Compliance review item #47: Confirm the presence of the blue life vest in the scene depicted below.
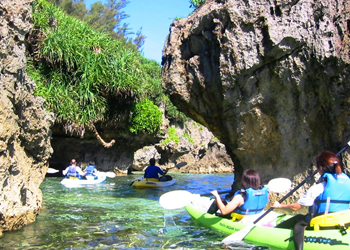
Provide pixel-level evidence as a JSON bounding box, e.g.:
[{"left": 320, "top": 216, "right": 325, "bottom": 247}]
[
  {"left": 311, "top": 173, "right": 350, "bottom": 216},
  {"left": 233, "top": 186, "right": 269, "bottom": 215},
  {"left": 67, "top": 165, "right": 80, "bottom": 177},
  {"left": 85, "top": 165, "right": 96, "bottom": 175}
]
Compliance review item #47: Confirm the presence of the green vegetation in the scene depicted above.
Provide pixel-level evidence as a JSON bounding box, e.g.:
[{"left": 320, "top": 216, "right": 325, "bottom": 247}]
[
  {"left": 183, "top": 133, "right": 194, "bottom": 144},
  {"left": 28, "top": 0, "right": 164, "bottom": 136},
  {"left": 190, "top": 0, "right": 206, "bottom": 9},
  {"left": 27, "top": 0, "right": 188, "bottom": 141},
  {"left": 46, "top": 0, "right": 144, "bottom": 50},
  {"left": 163, "top": 96, "right": 188, "bottom": 124},
  {"left": 161, "top": 127, "right": 180, "bottom": 145},
  {"left": 129, "top": 99, "right": 162, "bottom": 134}
]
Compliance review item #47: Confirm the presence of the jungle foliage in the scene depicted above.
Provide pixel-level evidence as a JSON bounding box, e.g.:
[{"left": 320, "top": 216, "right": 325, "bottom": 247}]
[
  {"left": 27, "top": 0, "right": 169, "bottom": 136},
  {"left": 46, "top": 0, "right": 145, "bottom": 51}
]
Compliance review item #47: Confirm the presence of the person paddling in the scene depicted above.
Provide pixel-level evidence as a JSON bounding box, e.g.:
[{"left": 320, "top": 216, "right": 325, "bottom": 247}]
[
  {"left": 144, "top": 158, "right": 169, "bottom": 182},
  {"left": 63, "top": 159, "right": 84, "bottom": 179},
  {"left": 207, "top": 169, "right": 269, "bottom": 221},
  {"left": 272, "top": 150, "right": 350, "bottom": 250},
  {"left": 84, "top": 161, "right": 97, "bottom": 180}
]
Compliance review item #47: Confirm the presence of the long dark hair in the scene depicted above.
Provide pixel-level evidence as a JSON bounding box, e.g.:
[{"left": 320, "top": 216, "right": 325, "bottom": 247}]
[
  {"left": 241, "top": 169, "right": 261, "bottom": 190},
  {"left": 316, "top": 150, "right": 341, "bottom": 174}
]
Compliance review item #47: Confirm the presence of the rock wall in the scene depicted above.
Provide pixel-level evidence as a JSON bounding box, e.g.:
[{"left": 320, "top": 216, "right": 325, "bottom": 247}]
[
  {"left": 162, "top": 0, "right": 350, "bottom": 192},
  {"left": 0, "top": 0, "right": 54, "bottom": 234},
  {"left": 132, "top": 120, "right": 234, "bottom": 173}
]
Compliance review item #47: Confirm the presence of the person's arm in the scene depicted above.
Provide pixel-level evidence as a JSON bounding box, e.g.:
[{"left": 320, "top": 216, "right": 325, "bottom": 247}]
[
  {"left": 272, "top": 182, "right": 324, "bottom": 211},
  {"left": 144, "top": 167, "right": 148, "bottom": 178},
  {"left": 161, "top": 168, "right": 169, "bottom": 177},
  {"left": 211, "top": 190, "right": 244, "bottom": 215},
  {"left": 63, "top": 167, "right": 68, "bottom": 176},
  {"left": 272, "top": 201, "right": 303, "bottom": 211},
  {"left": 77, "top": 167, "right": 84, "bottom": 176}
]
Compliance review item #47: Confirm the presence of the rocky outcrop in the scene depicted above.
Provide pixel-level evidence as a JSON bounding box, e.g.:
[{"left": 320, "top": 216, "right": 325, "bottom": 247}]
[
  {"left": 132, "top": 120, "right": 234, "bottom": 173},
  {"left": 0, "top": 0, "right": 54, "bottom": 234},
  {"left": 162, "top": 0, "right": 350, "bottom": 193}
]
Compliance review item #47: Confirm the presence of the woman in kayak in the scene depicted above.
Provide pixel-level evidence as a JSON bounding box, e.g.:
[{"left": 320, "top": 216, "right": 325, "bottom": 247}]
[
  {"left": 144, "top": 158, "right": 169, "bottom": 181},
  {"left": 63, "top": 159, "right": 84, "bottom": 179},
  {"left": 84, "top": 161, "right": 97, "bottom": 179},
  {"left": 207, "top": 169, "right": 269, "bottom": 220},
  {"left": 272, "top": 150, "right": 350, "bottom": 250}
]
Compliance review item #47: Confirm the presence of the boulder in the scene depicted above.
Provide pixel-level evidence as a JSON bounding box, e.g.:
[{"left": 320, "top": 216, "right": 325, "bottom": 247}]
[{"left": 162, "top": 0, "right": 350, "bottom": 193}]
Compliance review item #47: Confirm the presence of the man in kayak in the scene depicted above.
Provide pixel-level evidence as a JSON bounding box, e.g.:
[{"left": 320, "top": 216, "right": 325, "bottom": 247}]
[
  {"left": 207, "top": 169, "right": 269, "bottom": 220},
  {"left": 84, "top": 161, "right": 97, "bottom": 180},
  {"left": 63, "top": 159, "right": 84, "bottom": 179},
  {"left": 144, "top": 158, "right": 169, "bottom": 181},
  {"left": 272, "top": 150, "right": 350, "bottom": 250}
]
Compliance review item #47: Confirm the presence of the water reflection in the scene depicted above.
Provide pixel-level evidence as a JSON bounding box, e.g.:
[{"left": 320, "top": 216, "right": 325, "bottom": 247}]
[{"left": 0, "top": 173, "right": 259, "bottom": 249}]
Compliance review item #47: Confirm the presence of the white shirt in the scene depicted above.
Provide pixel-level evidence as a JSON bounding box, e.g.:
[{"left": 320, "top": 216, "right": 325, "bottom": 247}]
[{"left": 297, "top": 182, "right": 326, "bottom": 206}]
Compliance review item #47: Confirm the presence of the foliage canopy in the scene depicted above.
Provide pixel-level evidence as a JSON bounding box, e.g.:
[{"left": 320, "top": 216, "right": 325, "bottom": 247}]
[
  {"left": 46, "top": 0, "right": 145, "bottom": 50},
  {"left": 28, "top": 0, "right": 164, "bottom": 135}
]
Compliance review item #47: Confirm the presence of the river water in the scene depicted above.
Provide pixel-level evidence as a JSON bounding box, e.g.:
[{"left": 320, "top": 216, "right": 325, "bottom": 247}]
[{"left": 0, "top": 173, "right": 263, "bottom": 250}]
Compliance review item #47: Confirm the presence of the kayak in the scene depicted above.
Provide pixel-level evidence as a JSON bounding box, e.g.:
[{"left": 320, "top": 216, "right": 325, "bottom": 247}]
[
  {"left": 131, "top": 175, "right": 176, "bottom": 188},
  {"left": 184, "top": 196, "right": 350, "bottom": 250},
  {"left": 61, "top": 175, "right": 106, "bottom": 187}
]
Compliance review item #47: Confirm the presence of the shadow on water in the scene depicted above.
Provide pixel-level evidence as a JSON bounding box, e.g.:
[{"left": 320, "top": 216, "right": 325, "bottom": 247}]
[{"left": 0, "top": 173, "right": 262, "bottom": 250}]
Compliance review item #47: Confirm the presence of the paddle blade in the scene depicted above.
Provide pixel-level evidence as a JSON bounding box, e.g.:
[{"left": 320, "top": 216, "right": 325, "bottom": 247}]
[
  {"left": 105, "top": 172, "right": 116, "bottom": 178},
  {"left": 175, "top": 161, "right": 187, "bottom": 169},
  {"left": 266, "top": 178, "right": 291, "bottom": 193},
  {"left": 159, "top": 190, "right": 193, "bottom": 209},
  {"left": 222, "top": 224, "right": 255, "bottom": 244},
  {"left": 47, "top": 168, "right": 59, "bottom": 174},
  {"left": 96, "top": 171, "right": 116, "bottom": 178}
]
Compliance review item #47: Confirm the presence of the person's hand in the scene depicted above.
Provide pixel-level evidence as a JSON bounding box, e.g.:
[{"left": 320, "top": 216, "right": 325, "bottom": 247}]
[
  {"left": 272, "top": 201, "right": 281, "bottom": 208},
  {"left": 211, "top": 190, "right": 219, "bottom": 197}
]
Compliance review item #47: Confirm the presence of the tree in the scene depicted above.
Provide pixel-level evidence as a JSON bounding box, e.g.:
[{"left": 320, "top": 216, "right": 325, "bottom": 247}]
[
  {"left": 46, "top": 0, "right": 142, "bottom": 51},
  {"left": 133, "top": 28, "right": 146, "bottom": 51},
  {"left": 189, "top": 0, "right": 205, "bottom": 9}
]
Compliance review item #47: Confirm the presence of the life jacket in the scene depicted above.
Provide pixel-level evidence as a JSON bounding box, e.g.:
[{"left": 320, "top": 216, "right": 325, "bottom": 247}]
[
  {"left": 67, "top": 165, "right": 79, "bottom": 177},
  {"left": 232, "top": 186, "right": 269, "bottom": 216},
  {"left": 85, "top": 165, "right": 96, "bottom": 175},
  {"left": 310, "top": 173, "right": 350, "bottom": 216}
]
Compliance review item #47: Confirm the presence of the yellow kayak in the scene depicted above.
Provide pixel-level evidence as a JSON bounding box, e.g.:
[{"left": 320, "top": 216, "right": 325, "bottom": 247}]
[{"left": 131, "top": 176, "right": 176, "bottom": 188}]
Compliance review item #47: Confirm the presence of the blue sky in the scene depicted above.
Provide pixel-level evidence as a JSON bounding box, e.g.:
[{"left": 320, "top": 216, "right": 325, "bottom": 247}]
[{"left": 84, "top": 0, "right": 193, "bottom": 63}]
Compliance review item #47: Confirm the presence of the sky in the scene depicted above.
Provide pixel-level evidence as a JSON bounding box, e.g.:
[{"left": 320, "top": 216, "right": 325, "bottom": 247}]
[{"left": 84, "top": 0, "right": 193, "bottom": 63}]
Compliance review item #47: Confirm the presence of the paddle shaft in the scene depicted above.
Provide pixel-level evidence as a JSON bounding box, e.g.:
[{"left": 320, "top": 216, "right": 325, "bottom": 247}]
[
  {"left": 253, "top": 141, "right": 350, "bottom": 225},
  {"left": 200, "top": 190, "right": 233, "bottom": 197}
]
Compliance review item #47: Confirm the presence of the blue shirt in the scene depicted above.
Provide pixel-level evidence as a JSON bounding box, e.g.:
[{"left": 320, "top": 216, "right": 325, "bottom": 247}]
[{"left": 144, "top": 165, "right": 164, "bottom": 179}]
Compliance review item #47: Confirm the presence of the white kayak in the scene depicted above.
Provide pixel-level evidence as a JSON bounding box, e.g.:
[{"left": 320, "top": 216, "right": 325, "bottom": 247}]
[{"left": 61, "top": 175, "right": 107, "bottom": 187}]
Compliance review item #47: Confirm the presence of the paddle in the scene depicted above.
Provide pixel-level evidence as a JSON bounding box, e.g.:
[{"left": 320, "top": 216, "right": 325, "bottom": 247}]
[
  {"left": 222, "top": 141, "right": 350, "bottom": 244},
  {"left": 95, "top": 171, "right": 116, "bottom": 178},
  {"left": 159, "top": 177, "right": 292, "bottom": 210},
  {"left": 47, "top": 168, "right": 59, "bottom": 174},
  {"left": 129, "top": 161, "right": 187, "bottom": 186}
]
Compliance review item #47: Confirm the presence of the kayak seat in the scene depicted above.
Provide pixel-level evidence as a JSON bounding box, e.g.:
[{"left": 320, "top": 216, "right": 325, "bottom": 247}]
[{"left": 309, "top": 209, "right": 350, "bottom": 231}]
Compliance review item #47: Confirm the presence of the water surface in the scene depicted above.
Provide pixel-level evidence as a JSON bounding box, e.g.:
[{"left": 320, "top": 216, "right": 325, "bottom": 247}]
[{"left": 1, "top": 173, "right": 262, "bottom": 249}]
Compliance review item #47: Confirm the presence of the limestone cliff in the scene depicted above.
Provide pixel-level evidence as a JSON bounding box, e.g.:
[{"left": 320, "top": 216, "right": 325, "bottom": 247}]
[
  {"left": 0, "top": 0, "right": 54, "bottom": 234},
  {"left": 162, "top": 0, "right": 350, "bottom": 189}
]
